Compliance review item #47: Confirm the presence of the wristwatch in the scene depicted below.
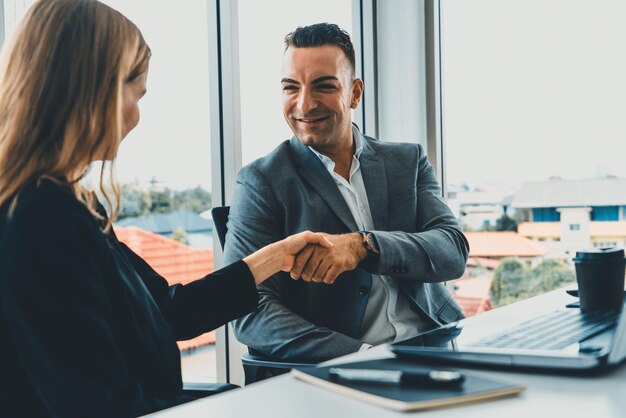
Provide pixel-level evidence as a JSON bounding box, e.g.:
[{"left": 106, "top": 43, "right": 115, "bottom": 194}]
[{"left": 359, "top": 231, "right": 380, "bottom": 255}]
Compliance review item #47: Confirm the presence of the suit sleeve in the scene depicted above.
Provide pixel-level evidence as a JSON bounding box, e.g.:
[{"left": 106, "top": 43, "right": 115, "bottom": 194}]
[
  {"left": 368, "top": 144, "right": 469, "bottom": 282},
  {"left": 225, "top": 165, "right": 363, "bottom": 362},
  {"left": 1, "top": 201, "right": 159, "bottom": 417}
]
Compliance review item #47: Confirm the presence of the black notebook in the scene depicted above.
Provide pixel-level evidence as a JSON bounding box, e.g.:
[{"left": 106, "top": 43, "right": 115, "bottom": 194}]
[{"left": 291, "top": 358, "right": 525, "bottom": 412}]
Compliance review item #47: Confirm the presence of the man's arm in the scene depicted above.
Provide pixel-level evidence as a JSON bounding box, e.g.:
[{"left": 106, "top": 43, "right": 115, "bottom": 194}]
[
  {"left": 369, "top": 144, "right": 469, "bottom": 281},
  {"left": 288, "top": 144, "right": 468, "bottom": 285},
  {"left": 224, "top": 166, "right": 363, "bottom": 362}
]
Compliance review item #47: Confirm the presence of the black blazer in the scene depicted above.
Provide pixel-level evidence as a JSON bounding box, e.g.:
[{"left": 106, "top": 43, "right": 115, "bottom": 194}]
[{"left": 0, "top": 179, "right": 258, "bottom": 417}]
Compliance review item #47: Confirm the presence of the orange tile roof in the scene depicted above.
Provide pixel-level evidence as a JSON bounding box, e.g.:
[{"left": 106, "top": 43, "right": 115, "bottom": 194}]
[
  {"left": 466, "top": 256, "right": 500, "bottom": 269},
  {"left": 452, "top": 273, "right": 493, "bottom": 317},
  {"left": 114, "top": 226, "right": 215, "bottom": 350},
  {"left": 114, "top": 226, "right": 214, "bottom": 285},
  {"left": 465, "top": 231, "right": 548, "bottom": 257}
]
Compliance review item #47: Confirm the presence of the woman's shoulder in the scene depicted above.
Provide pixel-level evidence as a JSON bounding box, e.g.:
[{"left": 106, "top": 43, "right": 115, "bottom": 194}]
[{"left": 3, "top": 178, "right": 101, "bottom": 236}]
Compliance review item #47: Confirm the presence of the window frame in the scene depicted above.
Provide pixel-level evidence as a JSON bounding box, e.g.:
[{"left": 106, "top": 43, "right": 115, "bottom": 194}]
[
  {"left": 209, "top": 0, "right": 366, "bottom": 385},
  {"left": 1, "top": 0, "right": 436, "bottom": 386}
]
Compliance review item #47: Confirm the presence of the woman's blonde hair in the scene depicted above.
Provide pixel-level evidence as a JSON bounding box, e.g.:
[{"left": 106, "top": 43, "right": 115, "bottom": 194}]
[{"left": 0, "top": 0, "right": 150, "bottom": 229}]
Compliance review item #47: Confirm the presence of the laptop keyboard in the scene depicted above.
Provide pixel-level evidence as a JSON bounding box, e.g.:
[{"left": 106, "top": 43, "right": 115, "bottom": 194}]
[{"left": 469, "top": 309, "right": 620, "bottom": 350}]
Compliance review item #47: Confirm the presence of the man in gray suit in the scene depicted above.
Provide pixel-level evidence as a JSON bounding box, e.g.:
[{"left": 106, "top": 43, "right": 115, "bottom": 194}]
[{"left": 224, "top": 23, "right": 468, "bottom": 362}]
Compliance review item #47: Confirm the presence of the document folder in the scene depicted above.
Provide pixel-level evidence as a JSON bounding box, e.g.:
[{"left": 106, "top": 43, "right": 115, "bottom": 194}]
[{"left": 291, "top": 358, "right": 525, "bottom": 412}]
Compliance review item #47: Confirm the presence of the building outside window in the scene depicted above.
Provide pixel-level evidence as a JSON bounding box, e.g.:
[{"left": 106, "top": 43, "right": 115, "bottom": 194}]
[{"left": 441, "top": 0, "right": 626, "bottom": 311}]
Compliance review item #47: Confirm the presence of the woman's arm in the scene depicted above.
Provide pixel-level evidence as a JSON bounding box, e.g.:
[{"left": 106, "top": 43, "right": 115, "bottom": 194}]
[
  {"left": 1, "top": 192, "right": 156, "bottom": 417},
  {"left": 120, "top": 230, "right": 331, "bottom": 340}
]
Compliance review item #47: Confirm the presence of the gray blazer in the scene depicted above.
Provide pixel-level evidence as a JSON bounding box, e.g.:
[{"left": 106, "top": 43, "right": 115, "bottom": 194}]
[{"left": 224, "top": 133, "right": 469, "bottom": 362}]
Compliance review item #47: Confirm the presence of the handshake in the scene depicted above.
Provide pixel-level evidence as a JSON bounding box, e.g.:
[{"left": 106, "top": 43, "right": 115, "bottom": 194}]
[{"left": 278, "top": 231, "right": 369, "bottom": 285}]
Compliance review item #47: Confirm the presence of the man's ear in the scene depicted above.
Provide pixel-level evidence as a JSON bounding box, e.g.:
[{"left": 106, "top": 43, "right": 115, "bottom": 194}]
[{"left": 350, "top": 78, "right": 364, "bottom": 109}]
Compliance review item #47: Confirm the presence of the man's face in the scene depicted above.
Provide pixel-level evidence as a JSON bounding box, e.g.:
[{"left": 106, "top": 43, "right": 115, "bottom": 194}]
[{"left": 281, "top": 45, "right": 363, "bottom": 153}]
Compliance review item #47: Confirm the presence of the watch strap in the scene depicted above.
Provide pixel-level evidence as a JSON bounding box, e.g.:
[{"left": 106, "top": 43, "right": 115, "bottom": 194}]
[{"left": 359, "top": 231, "right": 380, "bottom": 255}]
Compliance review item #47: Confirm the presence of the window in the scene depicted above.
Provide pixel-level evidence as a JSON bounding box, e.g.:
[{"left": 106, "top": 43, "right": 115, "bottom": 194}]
[
  {"left": 2, "top": 0, "right": 34, "bottom": 40},
  {"left": 4, "top": 0, "right": 218, "bottom": 384},
  {"left": 97, "top": 0, "right": 216, "bottom": 384},
  {"left": 238, "top": 0, "right": 353, "bottom": 165},
  {"left": 441, "top": 0, "right": 626, "bottom": 310},
  {"left": 591, "top": 206, "right": 619, "bottom": 221},
  {"left": 532, "top": 208, "right": 560, "bottom": 223}
]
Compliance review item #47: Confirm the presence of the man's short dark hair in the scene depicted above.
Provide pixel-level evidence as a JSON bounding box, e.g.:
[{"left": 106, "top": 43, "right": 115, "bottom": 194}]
[{"left": 284, "top": 23, "right": 356, "bottom": 78}]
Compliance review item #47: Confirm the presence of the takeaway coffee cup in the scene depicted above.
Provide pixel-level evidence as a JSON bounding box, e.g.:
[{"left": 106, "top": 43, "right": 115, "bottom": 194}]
[{"left": 573, "top": 248, "right": 625, "bottom": 312}]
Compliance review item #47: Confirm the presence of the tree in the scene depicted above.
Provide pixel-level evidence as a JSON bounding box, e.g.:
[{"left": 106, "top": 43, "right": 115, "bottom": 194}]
[
  {"left": 117, "top": 183, "right": 212, "bottom": 220},
  {"left": 172, "top": 186, "right": 212, "bottom": 213},
  {"left": 514, "top": 209, "right": 531, "bottom": 224},
  {"left": 149, "top": 189, "right": 174, "bottom": 214},
  {"left": 118, "top": 184, "right": 150, "bottom": 219},
  {"left": 495, "top": 214, "right": 517, "bottom": 231},
  {"left": 479, "top": 220, "right": 496, "bottom": 232},
  {"left": 170, "top": 228, "right": 189, "bottom": 245},
  {"left": 490, "top": 257, "right": 576, "bottom": 307},
  {"left": 532, "top": 259, "right": 576, "bottom": 293},
  {"left": 490, "top": 257, "right": 528, "bottom": 307}
]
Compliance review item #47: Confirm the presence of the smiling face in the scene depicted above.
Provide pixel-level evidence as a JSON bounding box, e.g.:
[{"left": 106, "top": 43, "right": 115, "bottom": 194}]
[{"left": 281, "top": 45, "right": 363, "bottom": 155}]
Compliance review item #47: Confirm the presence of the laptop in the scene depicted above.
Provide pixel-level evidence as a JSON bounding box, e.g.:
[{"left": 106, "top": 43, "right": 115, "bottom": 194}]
[{"left": 390, "top": 297, "right": 626, "bottom": 373}]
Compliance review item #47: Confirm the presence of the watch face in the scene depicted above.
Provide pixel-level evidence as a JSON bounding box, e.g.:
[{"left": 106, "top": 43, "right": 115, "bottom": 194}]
[{"left": 363, "top": 232, "right": 379, "bottom": 254}]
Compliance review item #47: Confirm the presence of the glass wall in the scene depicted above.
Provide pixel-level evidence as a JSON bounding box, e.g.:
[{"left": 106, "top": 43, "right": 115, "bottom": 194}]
[
  {"left": 238, "top": 0, "right": 353, "bottom": 165},
  {"left": 441, "top": 0, "right": 626, "bottom": 312},
  {"left": 100, "top": 0, "right": 216, "bottom": 383},
  {"left": 2, "top": 0, "right": 218, "bottom": 383}
]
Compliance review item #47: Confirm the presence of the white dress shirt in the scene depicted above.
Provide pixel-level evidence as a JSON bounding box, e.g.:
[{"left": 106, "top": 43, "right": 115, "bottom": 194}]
[{"left": 307, "top": 127, "right": 427, "bottom": 347}]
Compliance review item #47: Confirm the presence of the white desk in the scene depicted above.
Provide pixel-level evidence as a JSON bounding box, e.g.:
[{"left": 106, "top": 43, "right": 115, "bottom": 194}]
[{"left": 149, "top": 291, "right": 626, "bottom": 417}]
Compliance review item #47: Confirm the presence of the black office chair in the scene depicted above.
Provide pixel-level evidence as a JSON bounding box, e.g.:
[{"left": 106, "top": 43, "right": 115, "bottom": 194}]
[
  {"left": 181, "top": 381, "right": 239, "bottom": 397},
  {"left": 211, "top": 206, "right": 316, "bottom": 385}
]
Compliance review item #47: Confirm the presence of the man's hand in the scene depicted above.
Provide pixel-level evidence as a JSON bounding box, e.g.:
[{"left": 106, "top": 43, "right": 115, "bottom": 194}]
[
  {"left": 289, "top": 233, "right": 368, "bottom": 284},
  {"left": 243, "top": 231, "right": 333, "bottom": 285},
  {"left": 278, "top": 231, "right": 334, "bottom": 272}
]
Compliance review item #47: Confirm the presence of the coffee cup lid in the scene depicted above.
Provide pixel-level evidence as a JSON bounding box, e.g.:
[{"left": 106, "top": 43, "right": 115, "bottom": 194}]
[{"left": 573, "top": 247, "right": 625, "bottom": 262}]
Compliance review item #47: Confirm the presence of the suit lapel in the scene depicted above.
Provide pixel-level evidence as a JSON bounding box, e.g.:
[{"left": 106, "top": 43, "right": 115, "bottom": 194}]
[
  {"left": 289, "top": 137, "right": 358, "bottom": 231},
  {"left": 359, "top": 135, "right": 389, "bottom": 230}
]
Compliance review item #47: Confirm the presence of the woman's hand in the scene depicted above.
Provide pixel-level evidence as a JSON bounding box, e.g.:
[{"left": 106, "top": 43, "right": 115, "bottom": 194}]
[
  {"left": 277, "top": 231, "right": 333, "bottom": 272},
  {"left": 243, "top": 231, "right": 333, "bottom": 285}
]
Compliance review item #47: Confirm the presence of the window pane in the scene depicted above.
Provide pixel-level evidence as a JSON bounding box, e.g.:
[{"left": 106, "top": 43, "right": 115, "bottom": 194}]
[
  {"left": 238, "top": 0, "right": 352, "bottom": 165},
  {"left": 2, "top": 0, "right": 36, "bottom": 40},
  {"left": 98, "top": 0, "right": 216, "bottom": 383},
  {"left": 4, "top": 0, "right": 217, "bottom": 385},
  {"left": 442, "top": 0, "right": 626, "bottom": 312}
]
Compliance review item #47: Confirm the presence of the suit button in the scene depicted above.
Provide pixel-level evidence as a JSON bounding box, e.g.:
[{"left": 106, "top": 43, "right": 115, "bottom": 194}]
[{"left": 358, "top": 286, "right": 369, "bottom": 296}]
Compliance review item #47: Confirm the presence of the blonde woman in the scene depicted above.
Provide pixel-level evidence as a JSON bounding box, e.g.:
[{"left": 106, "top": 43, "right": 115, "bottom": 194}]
[{"left": 0, "top": 1, "right": 331, "bottom": 416}]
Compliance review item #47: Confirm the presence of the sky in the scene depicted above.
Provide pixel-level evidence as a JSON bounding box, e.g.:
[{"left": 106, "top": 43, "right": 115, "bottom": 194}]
[
  {"left": 100, "top": 0, "right": 213, "bottom": 190},
  {"left": 102, "top": 0, "right": 352, "bottom": 190},
  {"left": 3, "top": 0, "right": 626, "bottom": 192},
  {"left": 442, "top": 0, "right": 626, "bottom": 189}
]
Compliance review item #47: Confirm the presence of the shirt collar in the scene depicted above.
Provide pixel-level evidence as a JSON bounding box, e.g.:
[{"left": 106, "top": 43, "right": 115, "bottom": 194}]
[{"left": 307, "top": 125, "right": 363, "bottom": 169}]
